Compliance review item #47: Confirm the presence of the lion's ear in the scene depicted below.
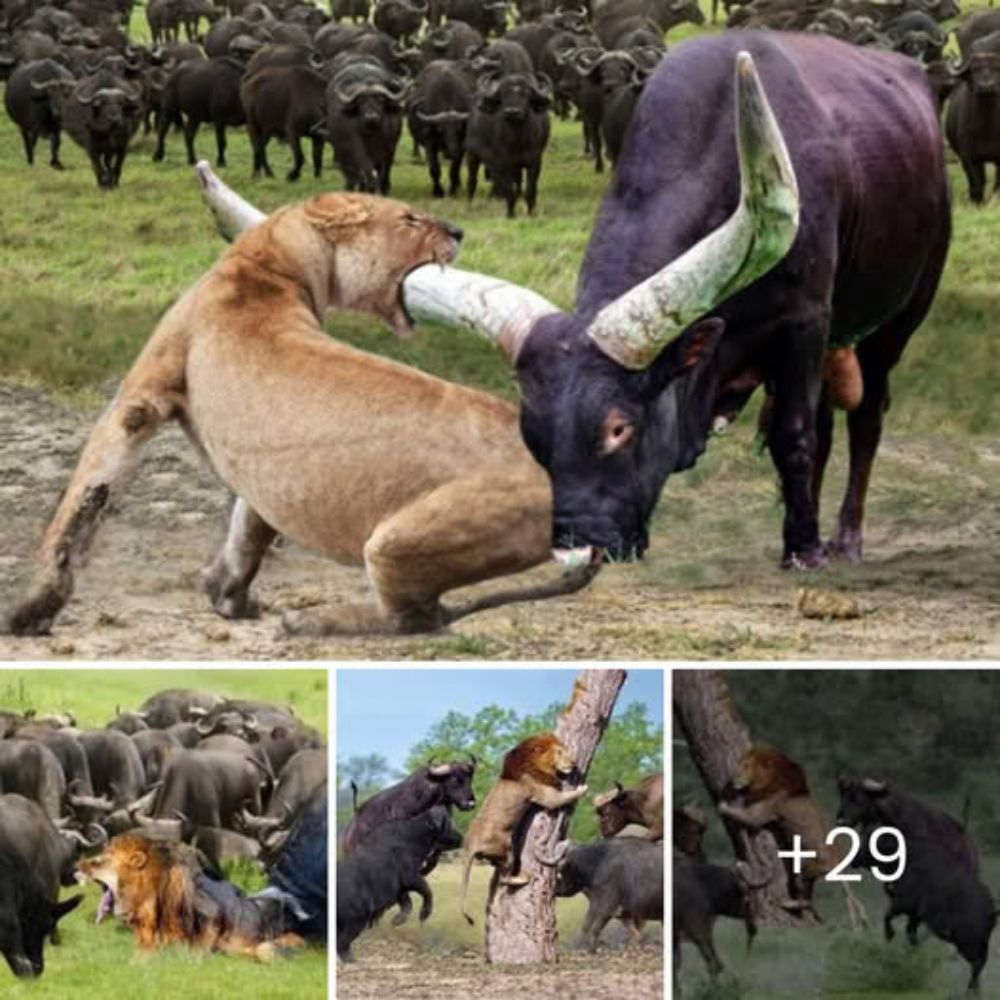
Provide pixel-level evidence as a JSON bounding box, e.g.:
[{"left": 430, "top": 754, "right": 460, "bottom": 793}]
[
  {"left": 128, "top": 850, "right": 148, "bottom": 870},
  {"left": 303, "top": 195, "right": 371, "bottom": 235}
]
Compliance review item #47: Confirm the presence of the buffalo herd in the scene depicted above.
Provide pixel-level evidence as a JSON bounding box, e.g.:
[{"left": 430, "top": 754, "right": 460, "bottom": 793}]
[
  {"left": 337, "top": 754, "right": 664, "bottom": 962},
  {"left": 676, "top": 753, "right": 998, "bottom": 994},
  {"left": 0, "top": 687, "right": 327, "bottom": 978}
]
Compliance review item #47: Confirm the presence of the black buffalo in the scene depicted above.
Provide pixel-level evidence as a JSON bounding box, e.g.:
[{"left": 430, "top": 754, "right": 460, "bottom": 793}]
[
  {"left": 241, "top": 64, "right": 326, "bottom": 180},
  {"left": 465, "top": 71, "right": 552, "bottom": 217},
  {"left": 59, "top": 70, "right": 144, "bottom": 188},
  {"left": 540, "top": 837, "right": 663, "bottom": 951},
  {"left": 836, "top": 775, "right": 977, "bottom": 871},
  {"left": 325, "top": 58, "right": 407, "bottom": 193},
  {"left": 154, "top": 55, "right": 246, "bottom": 166},
  {"left": 945, "top": 44, "right": 1000, "bottom": 205},
  {"left": 78, "top": 730, "right": 147, "bottom": 816},
  {"left": 337, "top": 806, "right": 462, "bottom": 960},
  {"left": 0, "top": 849, "right": 81, "bottom": 978},
  {"left": 403, "top": 33, "right": 950, "bottom": 571},
  {"left": 4, "top": 59, "right": 74, "bottom": 169},
  {"left": 407, "top": 60, "right": 476, "bottom": 197},
  {"left": 0, "top": 740, "right": 66, "bottom": 822},
  {"left": 341, "top": 758, "right": 475, "bottom": 853},
  {"left": 135, "top": 689, "right": 225, "bottom": 729},
  {"left": 673, "top": 853, "right": 758, "bottom": 980}
]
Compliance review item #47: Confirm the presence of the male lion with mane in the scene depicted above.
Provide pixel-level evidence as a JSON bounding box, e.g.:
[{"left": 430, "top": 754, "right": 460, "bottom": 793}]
[
  {"left": 77, "top": 832, "right": 304, "bottom": 959},
  {"left": 718, "top": 745, "right": 867, "bottom": 927},
  {"left": 460, "top": 733, "right": 587, "bottom": 925}
]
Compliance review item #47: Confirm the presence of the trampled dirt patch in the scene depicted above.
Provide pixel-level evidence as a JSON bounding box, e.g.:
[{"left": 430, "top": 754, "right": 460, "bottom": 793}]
[
  {"left": 337, "top": 937, "right": 663, "bottom": 1000},
  {"left": 1, "top": 382, "right": 997, "bottom": 660}
]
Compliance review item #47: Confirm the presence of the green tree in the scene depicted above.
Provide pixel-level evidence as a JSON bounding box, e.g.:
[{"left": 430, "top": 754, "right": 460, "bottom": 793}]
[{"left": 405, "top": 701, "right": 662, "bottom": 840}]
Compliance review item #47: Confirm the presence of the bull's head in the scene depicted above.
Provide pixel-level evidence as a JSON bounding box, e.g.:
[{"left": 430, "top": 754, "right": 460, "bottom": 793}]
[
  {"left": 835, "top": 774, "right": 889, "bottom": 827},
  {"left": 194, "top": 52, "right": 799, "bottom": 565}
]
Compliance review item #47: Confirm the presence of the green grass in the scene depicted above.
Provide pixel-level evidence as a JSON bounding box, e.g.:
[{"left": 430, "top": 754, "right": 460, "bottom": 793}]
[
  {"left": 1, "top": 34, "right": 997, "bottom": 437},
  {"left": 0, "top": 668, "right": 327, "bottom": 996},
  {"left": 0, "top": 668, "right": 328, "bottom": 735}
]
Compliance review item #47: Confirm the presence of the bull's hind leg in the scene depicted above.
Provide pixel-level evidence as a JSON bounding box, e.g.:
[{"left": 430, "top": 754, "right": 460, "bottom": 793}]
[
  {"left": 281, "top": 469, "right": 598, "bottom": 637},
  {"left": 8, "top": 347, "right": 185, "bottom": 635},
  {"left": 200, "top": 498, "right": 277, "bottom": 619},
  {"left": 829, "top": 241, "right": 947, "bottom": 562}
]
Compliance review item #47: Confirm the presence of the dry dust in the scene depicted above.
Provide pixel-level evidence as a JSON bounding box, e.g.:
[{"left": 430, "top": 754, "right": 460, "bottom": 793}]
[
  {"left": 336, "top": 937, "right": 663, "bottom": 1000},
  {"left": 1, "top": 382, "right": 997, "bottom": 660}
]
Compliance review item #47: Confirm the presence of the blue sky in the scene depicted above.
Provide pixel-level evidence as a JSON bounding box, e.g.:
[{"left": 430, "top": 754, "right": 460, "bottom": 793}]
[{"left": 336, "top": 668, "right": 664, "bottom": 775}]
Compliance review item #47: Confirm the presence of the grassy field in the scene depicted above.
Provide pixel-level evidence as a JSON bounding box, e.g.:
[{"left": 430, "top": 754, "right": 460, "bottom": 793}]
[
  {"left": 0, "top": 668, "right": 328, "bottom": 997},
  {"left": 0, "top": 14, "right": 997, "bottom": 661},
  {"left": 677, "top": 851, "right": 1000, "bottom": 999}
]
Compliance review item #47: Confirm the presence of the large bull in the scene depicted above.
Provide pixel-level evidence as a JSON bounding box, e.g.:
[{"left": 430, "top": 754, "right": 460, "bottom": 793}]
[
  {"left": 0, "top": 740, "right": 66, "bottom": 822},
  {"left": 537, "top": 837, "right": 663, "bottom": 951},
  {"left": 340, "top": 758, "right": 476, "bottom": 853},
  {"left": 390, "top": 32, "right": 951, "bottom": 571},
  {"left": 593, "top": 772, "right": 663, "bottom": 840}
]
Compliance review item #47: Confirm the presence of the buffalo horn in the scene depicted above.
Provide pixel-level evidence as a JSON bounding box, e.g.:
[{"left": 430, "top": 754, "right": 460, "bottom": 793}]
[
  {"left": 428, "top": 761, "right": 453, "bottom": 776},
  {"left": 585, "top": 51, "right": 800, "bottom": 369},
  {"left": 194, "top": 162, "right": 560, "bottom": 359},
  {"left": 534, "top": 840, "right": 571, "bottom": 867},
  {"left": 240, "top": 807, "right": 282, "bottom": 831},
  {"left": 415, "top": 108, "right": 470, "bottom": 123},
  {"left": 861, "top": 777, "right": 887, "bottom": 794}
]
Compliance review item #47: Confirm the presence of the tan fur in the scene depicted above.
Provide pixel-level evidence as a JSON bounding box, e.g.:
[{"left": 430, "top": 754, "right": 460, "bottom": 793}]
[
  {"left": 460, "top": 733, "right": 588, "bottom": 925},
  {"left": 718, "top": 745, "right": 868, "bottom": 928},
  {"left": 77, "top": 833, "right": 305, "bottom": 957},
  {"left": 9, "top": 194, "right": 597, "bottom": 638}
]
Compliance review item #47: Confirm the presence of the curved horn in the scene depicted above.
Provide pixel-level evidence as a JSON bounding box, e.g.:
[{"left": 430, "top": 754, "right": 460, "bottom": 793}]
[
  {"left": 428, "top": 761, "right": 453, "bottom": 776},
  {"left": 68, "top": 791, "right": 114, "bottom": 812},
  {"left": 193, "top": 163, "right": 558, "bottom": 359},
  {"left": 586, "top": 51, "right": 800, "bottom": 369},
  {"left": 243, "top": 714, "right": 259, "bottom": 732},
  {"left": 186, "top": 706, "right": 209, "bottom": 718},
  {"left": 239, "top": 807, "right": 283, "bottom": 831},
  {"left": 83, "top": 822, "right": 109, "bottom": 848},
  {"left": 534, "top": 840, "right": 571, "bottom": 867},
  {"left": 415, "top": 108, "right": 471, "bottom": 122},
  {"left": 196, "top": 717, "right": 216, "bottom": 735},
  {"left": 861, "top": 777, "right": 887, "bottom": 794}
]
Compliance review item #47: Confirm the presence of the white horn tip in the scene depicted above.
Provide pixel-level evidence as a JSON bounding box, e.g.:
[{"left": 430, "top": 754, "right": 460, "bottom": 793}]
[
  {"left": 194, "top": 160, "right": 215, "bottom": 192},
  {"left": 552, "top": 546, "right": 600, "bottom": 568}
]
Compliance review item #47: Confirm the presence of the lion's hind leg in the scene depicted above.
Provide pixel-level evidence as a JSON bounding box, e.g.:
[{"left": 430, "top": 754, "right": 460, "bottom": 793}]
[
  {"left": 200, "top": 498, "right": 277, "bottom": 619},
  {"left": 282, "top": 470, "right": 595, "bottom": 637}
]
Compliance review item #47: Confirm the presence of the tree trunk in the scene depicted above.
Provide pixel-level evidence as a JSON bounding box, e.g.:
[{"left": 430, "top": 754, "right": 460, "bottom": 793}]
[
  {"left": 673, "top": 668, "right": 814, "bottom": 927},
  {"left": 484, "top": 669, "right": 627, "bottom": 964}
]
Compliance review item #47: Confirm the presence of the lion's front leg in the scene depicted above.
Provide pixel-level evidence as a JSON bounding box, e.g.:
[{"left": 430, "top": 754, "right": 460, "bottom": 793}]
[
  {"left": 200, "top": 498, "right": 277, "bottom": 619},
  {"left": 9, "top": 378, "right": 181, "bottom": 636}
]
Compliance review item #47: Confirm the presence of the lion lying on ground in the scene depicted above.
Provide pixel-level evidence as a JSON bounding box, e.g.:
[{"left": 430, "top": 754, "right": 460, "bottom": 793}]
[
  {"left": 76, "top": 833, "right": 304, "bottom": 960},
  {"left": 460, "top": 733, "right": 587, "bottom": 925},
  {"left": 9, "top": 167, "right": 597, "bottom": 638}
]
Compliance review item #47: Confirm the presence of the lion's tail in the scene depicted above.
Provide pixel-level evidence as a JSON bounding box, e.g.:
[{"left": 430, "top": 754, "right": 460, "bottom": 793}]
[{"left": 460, "top": 852, "right": 476, "bottom": 926}]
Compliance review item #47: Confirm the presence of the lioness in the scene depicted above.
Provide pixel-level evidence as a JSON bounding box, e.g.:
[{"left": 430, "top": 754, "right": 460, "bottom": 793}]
[{"left": 9, "top": 171, "right": 597, "bottom": 637}]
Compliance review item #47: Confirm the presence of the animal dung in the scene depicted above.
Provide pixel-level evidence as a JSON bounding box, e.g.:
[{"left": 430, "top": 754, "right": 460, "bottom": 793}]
[{"left": 794, "top": 587, "right": 862, "bottom": 621}]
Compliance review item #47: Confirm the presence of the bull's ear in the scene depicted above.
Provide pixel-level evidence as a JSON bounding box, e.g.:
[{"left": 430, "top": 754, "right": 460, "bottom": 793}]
[
  {"left": 659, "top": 318, "right": 726, "bottom": 380},
  {"left": 53, "top": 895, "right": 84, "bottom": 922}
]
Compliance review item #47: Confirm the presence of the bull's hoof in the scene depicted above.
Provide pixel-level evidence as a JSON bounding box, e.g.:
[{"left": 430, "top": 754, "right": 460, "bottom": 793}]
[
  {"left": 8, "top": 591, "right": 64, "bottom": 636},
  {"left": 828, "top": 528, "right": 863, "bottom": 563},
  {"left": 199, "top": 570, "right": 260, "bottom": 621},
  {"left": 51, "top": 161, "right": 65, "bottom": 171},
  {"left": 781, "top": 546, "right": 828, "bottom": 571}
]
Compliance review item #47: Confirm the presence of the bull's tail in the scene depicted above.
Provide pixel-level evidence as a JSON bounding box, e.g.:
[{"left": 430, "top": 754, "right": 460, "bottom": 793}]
[
  {"left": 962, "top": 794, "right": 972, "bottom": 830},
  {"left": 350, "top": 781, "right": 359, "bottom": 814},
  {"left": 460, "top": 852, "right": 476, "bottom": 926}
]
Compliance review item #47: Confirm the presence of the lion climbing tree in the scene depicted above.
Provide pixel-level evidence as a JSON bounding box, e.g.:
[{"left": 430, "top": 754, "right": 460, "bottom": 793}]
[
  {"left": 673, "top": 669, "right": 815, "bottom": 927},
  {"left": 484, "top": 668, "right": 627, "bottom": 964}
]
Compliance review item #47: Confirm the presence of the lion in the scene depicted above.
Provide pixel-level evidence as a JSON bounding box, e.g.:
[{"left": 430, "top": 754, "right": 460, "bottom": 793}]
[
  {"left": 459, "top": 733, "right": 588, "bottom": 925},
  {"left": 718, "top": 745, "right": 867, "bottom": 928},
  {"left": 76, "top": 833, "right": 304, "bottom": 959},
  {"left": 8, "top": 166, "right": 598, "bottom": 639}
]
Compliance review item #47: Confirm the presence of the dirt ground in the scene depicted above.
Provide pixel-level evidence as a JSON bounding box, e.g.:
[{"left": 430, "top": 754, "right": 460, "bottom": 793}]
[
  {"left": 336, "top": 938, "right": 663, "bottom": 1000},
  {"left": 1, "top": 381, "right": 998, "bottom": 660}
]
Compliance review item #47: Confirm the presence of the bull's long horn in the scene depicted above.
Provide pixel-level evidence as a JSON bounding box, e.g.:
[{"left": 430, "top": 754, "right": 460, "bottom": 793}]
[
  {"left": 194, "top": 163, "right": 560, "bottom": 358},
  {"left": 240, "top": 807, "right": 282, "bottom": 831},
  {"left": 592, "top": 786, "right": 620, "bottom": 808},
  {"left": 585, "top": 51, "right": 800, "bottom": 370},
  {"left": 534, "top": 840, "right": 571, "bottom": 867}
]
